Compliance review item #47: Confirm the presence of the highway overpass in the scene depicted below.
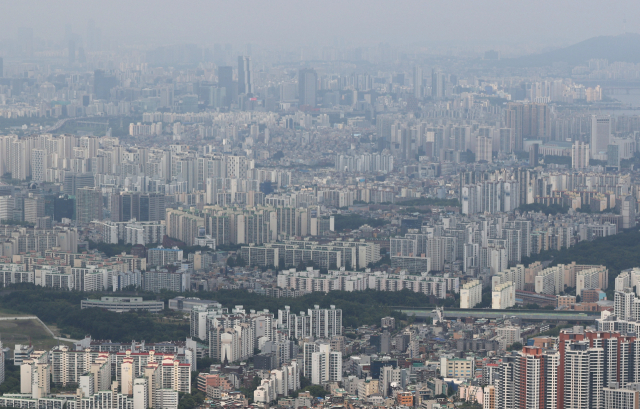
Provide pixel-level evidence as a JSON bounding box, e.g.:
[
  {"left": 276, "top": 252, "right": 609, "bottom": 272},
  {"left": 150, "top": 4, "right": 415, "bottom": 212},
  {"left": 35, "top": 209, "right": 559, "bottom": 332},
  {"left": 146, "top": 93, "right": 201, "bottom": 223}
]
[{"left": 397, "top": 308, "right": 600, "bottom": 322}]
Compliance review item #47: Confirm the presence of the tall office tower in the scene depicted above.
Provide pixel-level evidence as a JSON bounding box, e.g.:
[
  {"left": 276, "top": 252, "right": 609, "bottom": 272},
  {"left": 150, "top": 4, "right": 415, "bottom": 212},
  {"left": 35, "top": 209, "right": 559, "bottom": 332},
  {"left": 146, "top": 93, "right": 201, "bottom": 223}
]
[
  {"left": 608, "top": 144, "right": 620, "bottom": 169},
  {"left": 24, "top": 196, "right": 44, "bottom": 224},
  {"left": 591, "top": 115, "right": 611, "bottom": 157},
  {"left": 529, "top": 143, "right": 539, "bottom": 167},
  {"left": 0, "top": 57, "right": 3, "bottom": 77},
  {"left": 218, "top": 66, "right": 235, "bottom": 106},
  {"left": 571, "top": 141, "right": 590, "bottom": 169},
  {"left": 400, "top": 128, "right": 411, "bottom": 159},
  {"left": 237, "top": 56, "right": 253, "bottom": 95},
  {"left": 476, "top": 136, "right": 492, "bottom": 163},
  {"left": 431, "top": 69, "right": 445, "bottom": 99},
  {"left": 298, "top": 68, "right": 318, "bottom": 107},
  {"left": 505, "top": 103, "right": 524, "bottom": 151},
  {"left": 63, "top": 172, "right": 95, "bottom": 196},
  {"left": 68, "top": 40, "right": 75, "bottom": 65},
  {"left": 413, "top": 66, "right": 423, "bottom": 98},
  {"left": 112, "top": 192, "right": 166, "bottom": 222},
  {"left": 76, "top": 187, "right": 103, "bottom": 225}
]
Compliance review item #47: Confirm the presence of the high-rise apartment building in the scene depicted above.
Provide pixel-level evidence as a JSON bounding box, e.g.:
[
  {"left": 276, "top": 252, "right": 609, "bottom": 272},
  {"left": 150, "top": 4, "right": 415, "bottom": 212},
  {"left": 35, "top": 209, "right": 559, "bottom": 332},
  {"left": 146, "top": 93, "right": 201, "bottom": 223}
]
[
  {"left": 476, "top": 135, "right": 492, "bottom": 163},
  {"left": 305, "top": 342, "right": 342, "bottom": 385},
  {"left": 31, "top": 149, "right": 45, "bottom": 183},
  {"left": 143, "top": 270, "right": 190, "bottom": 293},
  {"left": 572, "top": 141, "right": 590, "bottom": 169},
  {"left": 460, "top": 280, "right": 482, "bottom": 308},
  {"left": 529, "top": 143, "right": 539, "bottom": 167}
]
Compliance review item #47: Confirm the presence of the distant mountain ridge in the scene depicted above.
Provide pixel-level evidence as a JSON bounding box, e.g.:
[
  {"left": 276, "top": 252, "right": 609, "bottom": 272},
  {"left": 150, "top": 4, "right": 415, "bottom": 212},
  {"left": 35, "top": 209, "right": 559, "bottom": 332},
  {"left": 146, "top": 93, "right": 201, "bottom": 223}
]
[{"left": 501, "top": 33, "right": 640, "bottom": 67}]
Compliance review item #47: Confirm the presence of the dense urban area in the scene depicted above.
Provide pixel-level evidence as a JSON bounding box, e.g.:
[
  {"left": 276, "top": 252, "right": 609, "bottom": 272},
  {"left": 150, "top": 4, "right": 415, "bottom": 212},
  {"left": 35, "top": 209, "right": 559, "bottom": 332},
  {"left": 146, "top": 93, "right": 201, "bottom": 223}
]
[{"left": 3, "top": 8, "right": 640, "bottom": 409}]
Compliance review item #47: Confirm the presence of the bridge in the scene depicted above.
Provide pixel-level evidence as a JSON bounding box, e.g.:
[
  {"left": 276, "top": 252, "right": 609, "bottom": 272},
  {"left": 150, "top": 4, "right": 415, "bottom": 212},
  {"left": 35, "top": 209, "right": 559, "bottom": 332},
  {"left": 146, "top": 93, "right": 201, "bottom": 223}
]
[{"left": 396, "top": 307, "right": 600, "bottom": 322}]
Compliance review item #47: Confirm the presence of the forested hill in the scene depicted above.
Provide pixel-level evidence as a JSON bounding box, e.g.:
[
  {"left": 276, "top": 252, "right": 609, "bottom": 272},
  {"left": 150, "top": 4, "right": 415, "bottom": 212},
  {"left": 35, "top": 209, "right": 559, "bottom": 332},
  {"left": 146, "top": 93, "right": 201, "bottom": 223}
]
[
  {"left": 521, "top": 228, "right": 640, "bottom": 295},
  {"left": 0, "top": 286, "right": 446, "bottom": 342},
  {"left": 498, "top": 33, "right": 640, "bottom": 67}
]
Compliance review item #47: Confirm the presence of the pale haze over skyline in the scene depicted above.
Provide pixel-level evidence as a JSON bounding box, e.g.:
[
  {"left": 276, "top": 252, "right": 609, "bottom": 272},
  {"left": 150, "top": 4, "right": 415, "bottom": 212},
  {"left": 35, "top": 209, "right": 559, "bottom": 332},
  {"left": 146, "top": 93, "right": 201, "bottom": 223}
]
[{"left": 1, "top": 0, "right": 640, "bottom": 51}]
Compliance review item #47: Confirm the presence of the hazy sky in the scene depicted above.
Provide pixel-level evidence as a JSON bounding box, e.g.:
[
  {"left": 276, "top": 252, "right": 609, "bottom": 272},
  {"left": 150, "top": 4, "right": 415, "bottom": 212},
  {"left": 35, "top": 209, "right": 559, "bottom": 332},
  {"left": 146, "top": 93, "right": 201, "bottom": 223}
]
[{"left": 1, "top": 0, "right": 639, "bottom": 49}]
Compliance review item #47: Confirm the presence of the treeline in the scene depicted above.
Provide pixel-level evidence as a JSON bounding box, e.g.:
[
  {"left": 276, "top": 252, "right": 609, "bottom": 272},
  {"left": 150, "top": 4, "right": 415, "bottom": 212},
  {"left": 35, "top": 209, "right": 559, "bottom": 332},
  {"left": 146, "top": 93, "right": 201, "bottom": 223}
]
[
  {"left": 517, "top": 203, "right": 569, "bottom": 215},
  {"left": 0, "top": 285, "right": 447, "bottom": 337},
  {"left": 88, "top": 241, "right": 133, "bottom": 257},
  {"left": 521, "top": 229, "right": 640, "bottom": 274},
  {"left": 156, "top": 288, "right": 448, "bottom": 328},
  {"left": 0, "top": 286, "right": 189, "bottom": 342},
  {"left": 520, "top": 228, "right": 640, "bottom": 296},
  {"left": 398, "top": 198, "right": 461, "bottom": 207},
  {"left": 332, "top": 214, "right": 387, "bottom": 231}
]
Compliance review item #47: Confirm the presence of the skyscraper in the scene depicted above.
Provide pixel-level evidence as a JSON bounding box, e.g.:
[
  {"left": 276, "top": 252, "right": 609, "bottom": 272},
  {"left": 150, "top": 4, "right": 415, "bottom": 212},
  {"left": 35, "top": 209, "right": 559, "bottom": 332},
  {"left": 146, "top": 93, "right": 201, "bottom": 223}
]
[
  {"left": 218, "top": 66, "right": 235, "bottom": 106},
  {"left": 63, "top": 173, "right": 95, "bottom": 196},
  {"left": 298, "top": 68, "right": 318, "bottom": 107},
  {"left": 112, "top": 192, "right": 165, "bottom": 222},
  {"left": 608, "top": 144, "right": 620, "bottom": 169},
  {"left": 591, "top": 115, "right": 611, "bottom": 158},
  {"left": 431, "top": 69, "right": 445, "bottom": 99},
  {"left": 237, "top": 56, "right": 253, "bottom": 95},
  {"left": 506, "top": 103, "right": 524, "bottom": 151},
  {"left": 0, "top": 57, "right": 3, "bottom": 78},
  {"left": 76, "top": 187, "right": 103, "bottom": 225},
  {"left": 413, "top": 66, "right": 423, "bottom": 99}
]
